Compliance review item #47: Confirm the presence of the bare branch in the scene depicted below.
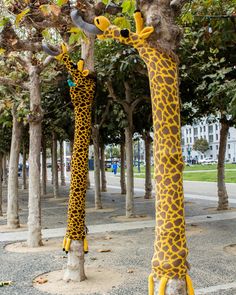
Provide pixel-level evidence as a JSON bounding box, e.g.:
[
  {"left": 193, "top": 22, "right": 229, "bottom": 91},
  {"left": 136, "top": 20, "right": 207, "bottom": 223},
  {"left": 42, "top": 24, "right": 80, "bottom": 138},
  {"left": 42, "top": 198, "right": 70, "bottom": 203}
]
[
  {"left": 98, "top": 100, "right": 112, "bottom": 129},
  {"left": 0, "top": 77, "right": 28, "bottom": 89}
]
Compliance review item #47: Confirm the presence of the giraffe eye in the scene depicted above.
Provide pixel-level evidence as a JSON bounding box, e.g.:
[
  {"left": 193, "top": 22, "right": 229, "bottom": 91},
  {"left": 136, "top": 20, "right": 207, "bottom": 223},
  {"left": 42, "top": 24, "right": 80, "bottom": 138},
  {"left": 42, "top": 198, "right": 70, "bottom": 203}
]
[
  {"left": 96, "top": 19, "right": 100, "bottom": 25},
  {"left": 120, "top": 29, "right": 130, "bottom": 38}
]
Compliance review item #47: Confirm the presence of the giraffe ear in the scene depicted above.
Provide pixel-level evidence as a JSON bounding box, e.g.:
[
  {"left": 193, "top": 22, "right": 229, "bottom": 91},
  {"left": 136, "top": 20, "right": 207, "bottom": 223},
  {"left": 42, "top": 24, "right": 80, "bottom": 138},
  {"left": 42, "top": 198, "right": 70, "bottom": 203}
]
[
  {"left": 82, "top": 69, "right": 89, "bottom": 76},
  {"left": 139, "top": 27, "right": 154, "bottom": 39},
  {"left": 77, "top": 60, "right": 84, "bottom": 72}
]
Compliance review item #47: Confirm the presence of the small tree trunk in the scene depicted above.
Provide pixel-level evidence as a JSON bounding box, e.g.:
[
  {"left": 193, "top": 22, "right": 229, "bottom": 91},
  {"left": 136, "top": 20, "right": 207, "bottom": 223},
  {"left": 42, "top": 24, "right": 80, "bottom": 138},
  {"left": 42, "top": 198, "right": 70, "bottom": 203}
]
[
  {"left": 22, "top": 142, "right": 27, "bottom": 190},
  {"left": 41, "top": 134, "right": 47, "bottom": 195},
  {"left": 217, "top": 119, "right": 229, "bottom": 210},
  {"left": 125, "top": 123, "right": 134, "bottom": 217},
  {"left": 52, "top": 131, "right": 59, "bottom": 198},
  {"left": 7, "top": 109, "right": 22, "bottom": 229},
  {"left": 92, "top": 126, "right": 102, "bottom": 209},
  {"left": 100, "top": 144, "right": 107, "bottom": 192},
  {"left": 144, "top": 132, "right": 152, "bottom": 199},
  {"left": 60, "top": 141, "right": 66, "bottom": 186},
  {"left": 63, "top": 240, "right": 86, "bottom": 282},
  {"left": 2, "top": 154, "right": 7, "bottom": 185},
  {"left": 0, "top": 153, "right": 3, "bottom": 216},
  {"left": 27, "top": 64, "right": 42, "bottom": 247},
  {"left": 120, "top": 139, "right": 126, "bottom": 195},
  {"left": 154, "top": 279, "right": 187, "bottom": 295}
]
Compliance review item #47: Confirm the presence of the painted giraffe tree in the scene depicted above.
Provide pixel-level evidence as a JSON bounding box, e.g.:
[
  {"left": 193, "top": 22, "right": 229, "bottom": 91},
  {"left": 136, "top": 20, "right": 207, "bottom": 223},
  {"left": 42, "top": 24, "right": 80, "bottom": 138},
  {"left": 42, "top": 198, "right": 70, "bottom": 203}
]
[
  {"left": 71, "top": 1, "right": 194, "bottom": 294},
  {"left": 43, "top": 43, "right": 95, "bottom": 281}
]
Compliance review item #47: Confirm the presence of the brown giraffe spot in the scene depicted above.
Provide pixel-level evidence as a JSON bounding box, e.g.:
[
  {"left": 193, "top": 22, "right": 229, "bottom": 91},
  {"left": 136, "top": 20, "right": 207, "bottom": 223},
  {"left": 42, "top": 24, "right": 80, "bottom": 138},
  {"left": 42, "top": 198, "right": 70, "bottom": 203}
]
[
  {"left": 163, "top": 127, "right": 169, "bottom": 134},
  {"left": 150, "top": 62, "right": 156, "bottom": 70},
  {"left": 157, "top": 75, "right": 164, "bottom": 83},
  {"left": 168, "top": 69, "right": 175, "bottom": 77},
  {"left": 164, "top": 178, "right": 171, "bottom": 186},
  {"left": 172, "top": 173, "right": 181, "bottom": 182},
  {"left": 158, "top": 252, "right": 164, "bottom": 260},
  {"left": 170, "top": 126, "right": 178, "bottom": 134}
]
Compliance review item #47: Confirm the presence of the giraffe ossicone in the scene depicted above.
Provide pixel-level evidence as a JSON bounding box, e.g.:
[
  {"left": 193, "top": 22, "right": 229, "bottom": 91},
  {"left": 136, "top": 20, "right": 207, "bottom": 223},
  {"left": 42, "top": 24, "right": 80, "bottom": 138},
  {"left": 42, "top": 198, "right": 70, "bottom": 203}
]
[
  {"left": 43, "top": 42, "right": 95, "bottom": 254},
  {"left": 71, "top": 9, "right": 195, "bottom": 295}
]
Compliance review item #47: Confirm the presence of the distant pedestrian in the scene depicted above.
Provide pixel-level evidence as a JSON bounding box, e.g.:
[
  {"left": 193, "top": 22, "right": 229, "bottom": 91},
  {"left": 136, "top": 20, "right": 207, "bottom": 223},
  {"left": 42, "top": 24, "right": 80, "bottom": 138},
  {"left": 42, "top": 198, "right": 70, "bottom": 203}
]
[{"left": 112, "top": 162, "right": 118, "bottom": 175}]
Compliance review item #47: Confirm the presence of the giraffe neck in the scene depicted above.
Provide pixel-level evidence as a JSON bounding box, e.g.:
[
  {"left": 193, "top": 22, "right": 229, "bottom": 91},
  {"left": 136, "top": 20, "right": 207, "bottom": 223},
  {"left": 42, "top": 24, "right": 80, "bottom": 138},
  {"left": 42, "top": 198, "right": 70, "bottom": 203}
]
[{"left": 137, "top": 46, "right": 188, "bottom": 279}]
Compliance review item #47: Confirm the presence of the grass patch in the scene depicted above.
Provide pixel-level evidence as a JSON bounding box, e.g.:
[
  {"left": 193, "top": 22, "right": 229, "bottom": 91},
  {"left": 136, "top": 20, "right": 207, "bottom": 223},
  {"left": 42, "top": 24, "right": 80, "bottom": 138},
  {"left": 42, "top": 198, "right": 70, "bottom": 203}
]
[{"left": 183, "top": 170, "right": 236, "bottom": 183}]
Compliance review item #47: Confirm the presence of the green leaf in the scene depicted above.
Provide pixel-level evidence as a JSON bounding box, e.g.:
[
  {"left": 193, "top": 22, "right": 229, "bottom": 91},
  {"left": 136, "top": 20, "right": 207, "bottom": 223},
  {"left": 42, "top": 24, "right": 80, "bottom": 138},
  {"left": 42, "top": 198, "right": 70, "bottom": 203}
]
[
  {"left": 56, "top": 0, "right": 68, "bottom": 6},
  {"left": 113, "top": 17, "right": 131, "bottom": 29},
  {"left": 0, "top": 18, "right": 9, "bottom": 27}
]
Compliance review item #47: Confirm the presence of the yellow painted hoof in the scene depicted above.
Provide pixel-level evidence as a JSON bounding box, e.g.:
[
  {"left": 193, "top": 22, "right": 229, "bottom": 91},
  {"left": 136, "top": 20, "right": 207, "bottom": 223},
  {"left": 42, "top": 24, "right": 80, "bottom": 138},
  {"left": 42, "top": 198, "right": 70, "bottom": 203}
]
[
  {"left": 186, "top": 274, "right": 195, "bottom": 295},
  {"left": 84, "top": 237, "right": 88, "bottom": 254}
]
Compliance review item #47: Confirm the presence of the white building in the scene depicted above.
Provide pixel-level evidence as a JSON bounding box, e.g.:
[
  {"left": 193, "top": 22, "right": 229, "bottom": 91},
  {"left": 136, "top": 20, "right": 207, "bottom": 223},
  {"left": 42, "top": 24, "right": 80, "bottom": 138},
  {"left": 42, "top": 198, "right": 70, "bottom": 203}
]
[{"left": 181, "top": 118, "right": 236, "bottom": 162}]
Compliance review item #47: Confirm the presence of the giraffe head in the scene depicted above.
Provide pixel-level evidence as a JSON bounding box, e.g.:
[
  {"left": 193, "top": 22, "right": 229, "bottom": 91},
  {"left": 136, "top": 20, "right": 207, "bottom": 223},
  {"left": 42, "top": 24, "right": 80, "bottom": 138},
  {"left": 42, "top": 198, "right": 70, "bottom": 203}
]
[
  {"left": 71, "top": 10, "right": 154, "bottom": 49},
  {"left": 42, "top": 42, "right": 90, "bottom": 77}
]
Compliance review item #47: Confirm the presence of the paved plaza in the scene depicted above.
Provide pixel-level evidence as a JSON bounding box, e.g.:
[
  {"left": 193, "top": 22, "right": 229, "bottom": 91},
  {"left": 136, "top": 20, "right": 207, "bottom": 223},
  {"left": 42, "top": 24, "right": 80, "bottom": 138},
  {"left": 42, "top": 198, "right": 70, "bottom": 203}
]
[{"left": 0, "top": 173, "right": 236, "bottom": 294}]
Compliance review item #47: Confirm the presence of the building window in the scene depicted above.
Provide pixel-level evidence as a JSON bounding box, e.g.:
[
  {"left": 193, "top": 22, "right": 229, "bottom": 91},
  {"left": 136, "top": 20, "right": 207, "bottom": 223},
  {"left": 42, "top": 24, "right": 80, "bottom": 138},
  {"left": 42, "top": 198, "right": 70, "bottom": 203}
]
[
  {"left": 186, "top": 138, "right": 189, "bottom": 143},
  {"left": 204, "top": 126, "right": 206, "bottom": 132},
  {"left": 204, "top": 135, "right": 206, "bottom": 139},
  {"left": 210, "top": 146, "right": 213, "bottom": 150},
  {"left": 208, "top": 125, "right": 213, "bottom": 133},
  {"left": 209, "top": 135, "right": 213, "bottom": 143},
  {"left": 186, "top": 129, "right": 188, "bottom": 134},
  {"left": 216, "top": 145, "right": 218, "bottom": 150},
  {"left": 189, "top": 129, "right": 191, "bottom": 134},
  {"left": 200, "top": 127, "right": 202, "bottom": 132},
  {"left": 228, "top": 132, "right": 230, "bottom": 139},
  {"left": 215, "top": 124, "right": 218, "bottom": 130},
  {"left": 228, "top": 144, "right": 230, "bottom": 149},
  {"left": 216, "top": 134, "right": 218, "bottom": 140},
  {"left": 190, "top": 137, "right": 192, "bottom": 143},
  {"left": 181, "top": 138, "right": 185, "bottom": 145},
  {"left": 194, "top": 137, "right": 198, "bottom": 143},
  {"left": 229, "top": 154, "right": 231, "bottom": 159},
  {"left": 194, "top": 128, "right": 198, "bottom": 135}
]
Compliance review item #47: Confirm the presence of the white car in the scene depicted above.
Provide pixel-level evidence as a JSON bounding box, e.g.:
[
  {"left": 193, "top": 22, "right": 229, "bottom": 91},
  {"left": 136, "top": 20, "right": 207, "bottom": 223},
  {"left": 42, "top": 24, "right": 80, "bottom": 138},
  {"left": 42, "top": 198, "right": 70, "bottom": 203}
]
[{"left": 198, "top": 157, "right": 217, "bottom": 164}]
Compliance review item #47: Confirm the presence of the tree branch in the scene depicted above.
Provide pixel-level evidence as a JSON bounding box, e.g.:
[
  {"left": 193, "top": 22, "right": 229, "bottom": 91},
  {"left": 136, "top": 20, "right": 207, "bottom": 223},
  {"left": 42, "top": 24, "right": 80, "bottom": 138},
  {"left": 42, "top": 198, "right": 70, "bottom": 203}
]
[
  {"left": 0, "top": 77, "right": 28, "bottom": 89},
  {"left": 98, "top": 100, "right": 112, "bottom": 129},
  {"left": 107, "top": 81, "right": 126, "bottom": 108}
]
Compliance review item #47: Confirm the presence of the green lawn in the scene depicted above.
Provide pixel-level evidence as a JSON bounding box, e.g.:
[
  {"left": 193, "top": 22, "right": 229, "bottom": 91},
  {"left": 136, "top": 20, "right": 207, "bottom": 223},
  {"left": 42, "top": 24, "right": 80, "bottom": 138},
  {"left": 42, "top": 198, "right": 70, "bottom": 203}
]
[
  {"left": 108, "top": 163, "right": 236, "bottom": 183},
  {"left": 183, "top": 170, "right": 236, "bottom": 183}
]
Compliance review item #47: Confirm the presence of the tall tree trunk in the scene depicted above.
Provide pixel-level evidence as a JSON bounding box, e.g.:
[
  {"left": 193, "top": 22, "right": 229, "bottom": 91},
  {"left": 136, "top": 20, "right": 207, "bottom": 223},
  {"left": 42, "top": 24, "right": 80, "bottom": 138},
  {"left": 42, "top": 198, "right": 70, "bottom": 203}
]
[
  {"left": 0, "top": 153, "right": 3, "bottom": 216},
  {"left": 100, "top": 144, "right": 107, "bottom": 192},
  {"left": 2, "top": 155, "right": 7, "bottom": 185},
  {"left": 52, "top": 131, "right": 59, "bottom": 198},
  {"left": 51, "top": 145, "right": 53, "bottom": 185},
  {"left": 64, "top": 33, "right": 95, "bottom": 282},
  {"left": 120, "top": 139, "right": 126, "bottom": 195},
  {"left": 144, "top": 132, "right": 153, "bottom": 199},
  {"left": 22, "top": 142, "right": 27, "bottom": 190},
  {"left": 125, "top": 118, "right": 134, "bottom": 217},
  {"left": 60, "top": 140, "right": 66, "bottom": 186},
  {"left": 92, "top": 126, "right": 102, "bottom": 209},
  {"left": 7, "top": 109, "right": 22, "bottom": 229},
  {"left": 2, "top": 154, "right": 7, "bottom": 185},
  {"left": 27, "top": 64, "right": 43, "bottom": 247},
  {"left": 41, "top": 134, "right": 47, "bottom": 195},
  {"left": 217, "top": 118, "right": 229, "bottom": 210}
]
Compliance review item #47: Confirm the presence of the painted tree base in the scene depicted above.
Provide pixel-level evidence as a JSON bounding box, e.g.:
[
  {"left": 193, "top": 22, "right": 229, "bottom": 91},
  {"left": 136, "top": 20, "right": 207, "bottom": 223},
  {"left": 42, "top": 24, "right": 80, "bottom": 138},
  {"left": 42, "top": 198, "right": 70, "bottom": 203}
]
[
  {"left": 63, "top": 240, "right": 86, "bottom": 282},
  {"left": 154, "top": 279, "right": 187, "bottom": 295}
]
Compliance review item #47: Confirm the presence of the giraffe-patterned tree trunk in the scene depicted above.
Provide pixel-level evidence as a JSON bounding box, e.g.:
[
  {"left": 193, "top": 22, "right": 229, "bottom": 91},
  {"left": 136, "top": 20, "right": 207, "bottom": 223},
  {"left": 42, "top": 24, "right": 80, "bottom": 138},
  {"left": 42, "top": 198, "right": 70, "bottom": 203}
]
[
  {"left": 43, "top": 44, "right": 95, "bottom": 281},
  {"left": 71, "top": 9, "right": 194, "bottom": 295}
]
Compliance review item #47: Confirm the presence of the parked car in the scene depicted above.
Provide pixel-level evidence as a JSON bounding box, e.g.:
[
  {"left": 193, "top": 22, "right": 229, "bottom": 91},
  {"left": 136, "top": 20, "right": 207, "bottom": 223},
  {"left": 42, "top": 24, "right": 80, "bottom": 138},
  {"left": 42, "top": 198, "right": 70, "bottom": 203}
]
[{"left": 198, "top": 157, "right": 217, "bottom": 164}]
